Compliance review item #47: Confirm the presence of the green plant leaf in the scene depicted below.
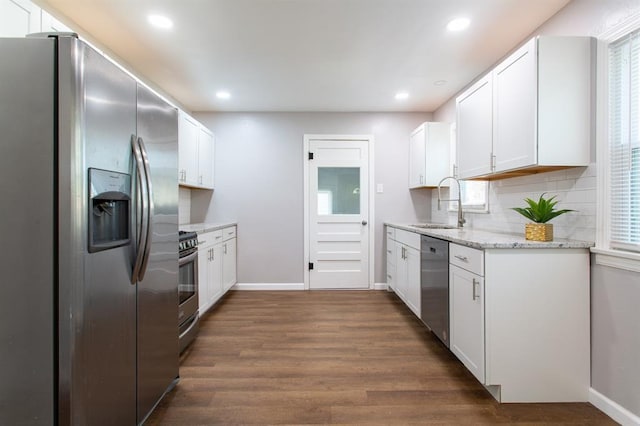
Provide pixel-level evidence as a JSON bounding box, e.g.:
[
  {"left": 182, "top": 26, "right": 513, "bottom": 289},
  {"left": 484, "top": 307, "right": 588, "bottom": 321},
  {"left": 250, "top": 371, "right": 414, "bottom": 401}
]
[{"left": 511, "top": 193, "right": 575, "bottom": 223}]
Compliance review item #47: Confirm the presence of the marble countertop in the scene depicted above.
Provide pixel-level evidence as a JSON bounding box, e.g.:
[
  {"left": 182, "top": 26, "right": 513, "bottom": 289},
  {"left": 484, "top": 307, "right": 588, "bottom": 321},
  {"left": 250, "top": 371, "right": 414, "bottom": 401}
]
[
  {"left": 385, "top": 222, "right": 594, "bottom": 250},
  {"left": 180, "top": 222, "right": 237, "bottom": 234}
]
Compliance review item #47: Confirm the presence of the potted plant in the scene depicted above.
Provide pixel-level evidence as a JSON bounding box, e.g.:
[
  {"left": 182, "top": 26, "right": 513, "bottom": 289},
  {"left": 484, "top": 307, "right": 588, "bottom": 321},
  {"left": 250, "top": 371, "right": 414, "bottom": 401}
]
[{"left": 511, "top": 193, "right": 574, "bottom": 241}]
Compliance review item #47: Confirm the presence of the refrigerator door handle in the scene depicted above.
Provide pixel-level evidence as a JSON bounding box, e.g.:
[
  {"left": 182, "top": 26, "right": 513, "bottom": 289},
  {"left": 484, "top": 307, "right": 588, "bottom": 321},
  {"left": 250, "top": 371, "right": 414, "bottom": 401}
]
[
  {"left": 131, "top": 135, "right": 149, "bottom": 284},
  {"left": 137, "top": 136, "right": 155, "bottom": 282}
]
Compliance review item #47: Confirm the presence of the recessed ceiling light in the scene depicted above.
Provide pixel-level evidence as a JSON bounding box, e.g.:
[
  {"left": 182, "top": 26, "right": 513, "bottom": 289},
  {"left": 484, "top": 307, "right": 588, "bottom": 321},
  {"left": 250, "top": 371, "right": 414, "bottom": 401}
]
[
  {"left": 434, "top": 80, "right": 447, "bottom": 86},
  {"left": 216, "top": 91, "right": 231, "bottom": 100},
  {"left": 447, "top": 17, "right": 470, "bottom": 32},
  {"left": 148, "top": 14, "right": 173, "bottom": 29},
  {"left": 395, "top": 92, "right": 409, "bottom": 100}
]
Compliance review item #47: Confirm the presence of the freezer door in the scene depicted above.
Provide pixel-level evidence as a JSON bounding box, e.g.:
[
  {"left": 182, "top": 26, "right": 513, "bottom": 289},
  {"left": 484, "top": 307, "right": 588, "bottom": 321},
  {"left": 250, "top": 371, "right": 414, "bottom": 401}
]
[
  {"left": 135, "top": 84, "right": 179, "bottom": 424},
  {"left": 58, "top": 37, "right": 138, "bottom": 425},
  {"left": 0, "top": 37, "right": 56, "bottom": 426}
]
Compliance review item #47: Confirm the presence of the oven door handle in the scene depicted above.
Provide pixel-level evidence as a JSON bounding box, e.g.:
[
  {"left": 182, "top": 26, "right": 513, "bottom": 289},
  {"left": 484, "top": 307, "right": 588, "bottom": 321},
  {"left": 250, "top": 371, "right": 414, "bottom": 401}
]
[{"left": 179, "top": 251, "right": 198, "bottom": 266}]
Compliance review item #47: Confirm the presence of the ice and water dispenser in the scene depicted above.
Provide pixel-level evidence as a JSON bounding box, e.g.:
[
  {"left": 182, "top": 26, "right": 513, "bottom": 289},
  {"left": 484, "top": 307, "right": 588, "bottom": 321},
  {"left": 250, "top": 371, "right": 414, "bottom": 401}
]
[{"left": 88, "top": 168, "right": 131, "bottom": 253}]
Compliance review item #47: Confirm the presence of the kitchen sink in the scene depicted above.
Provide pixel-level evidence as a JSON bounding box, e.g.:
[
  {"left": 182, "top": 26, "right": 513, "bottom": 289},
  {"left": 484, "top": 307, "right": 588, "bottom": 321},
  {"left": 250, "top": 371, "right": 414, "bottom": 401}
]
[{"left": 410, "top": 223, "right": 458, "bottom": 229}]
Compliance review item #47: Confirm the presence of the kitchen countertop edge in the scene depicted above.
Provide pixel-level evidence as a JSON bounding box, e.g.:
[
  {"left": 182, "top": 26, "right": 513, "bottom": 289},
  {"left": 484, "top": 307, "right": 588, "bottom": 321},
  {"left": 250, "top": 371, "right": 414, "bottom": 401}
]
[
  {"left": 180, "top": 222, "right": 237, "bottom": 234},
  {"left": 385, "top": 222, "right": 594, "bottom": 250}
]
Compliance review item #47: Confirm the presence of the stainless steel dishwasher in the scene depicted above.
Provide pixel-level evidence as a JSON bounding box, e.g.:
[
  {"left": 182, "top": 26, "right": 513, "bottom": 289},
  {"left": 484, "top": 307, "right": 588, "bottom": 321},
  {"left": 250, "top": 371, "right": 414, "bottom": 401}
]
[{"left": 420, "top": 235, "right": 449, "bottom": 347}]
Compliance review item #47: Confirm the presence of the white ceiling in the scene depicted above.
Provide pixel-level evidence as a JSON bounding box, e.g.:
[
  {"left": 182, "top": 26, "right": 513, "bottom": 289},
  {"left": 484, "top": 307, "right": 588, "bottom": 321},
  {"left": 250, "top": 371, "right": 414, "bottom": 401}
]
[{"left": 37, "top": 0, "right": 571, "bottom": 113}]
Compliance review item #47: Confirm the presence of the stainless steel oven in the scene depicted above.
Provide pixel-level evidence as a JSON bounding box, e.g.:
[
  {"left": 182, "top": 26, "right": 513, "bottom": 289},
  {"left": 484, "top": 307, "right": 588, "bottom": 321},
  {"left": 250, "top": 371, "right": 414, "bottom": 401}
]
[{"left": 178, "top": 231, "right": 199, "bottom": 353}]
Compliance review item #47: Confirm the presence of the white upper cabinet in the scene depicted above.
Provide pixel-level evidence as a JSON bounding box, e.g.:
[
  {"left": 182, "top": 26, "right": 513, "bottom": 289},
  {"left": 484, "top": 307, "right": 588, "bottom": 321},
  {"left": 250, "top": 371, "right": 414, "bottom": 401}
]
[
  {"left": 40, "top": 10, "right": 71, "bottom": 33},
  {"left": 493, "top": 38, "right": 537, "bottom": 173},
  {"left": 178, "top": 110, "right": 215, "bottom": 190},
  {"left": 0, "top": 0, "right": 41, "bottom": 37},
  {"left": 456, "top": 36, "right": 594, "bottom": 180},
  {"left": 197, "top": 126, "right": 215, "bottom": 189},
  {"left": 409, "top": 122, "right": 451, "bottom": 188},
  {"left": 456, "top": 74, "right": 493, "bottom": 179}
]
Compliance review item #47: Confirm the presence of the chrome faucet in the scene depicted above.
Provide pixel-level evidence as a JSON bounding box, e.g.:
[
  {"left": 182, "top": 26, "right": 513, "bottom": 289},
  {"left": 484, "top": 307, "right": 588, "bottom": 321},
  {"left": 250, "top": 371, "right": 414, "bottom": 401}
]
[{"left": 437, "top": 176, "right": 466, "bottom": 228}]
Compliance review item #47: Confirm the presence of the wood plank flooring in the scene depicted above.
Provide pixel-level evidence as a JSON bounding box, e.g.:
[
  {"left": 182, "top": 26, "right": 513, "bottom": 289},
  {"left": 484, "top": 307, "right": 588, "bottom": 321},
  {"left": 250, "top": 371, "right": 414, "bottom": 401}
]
[{"left": 146, "top": 290, "right": 614, "bottom": 425}]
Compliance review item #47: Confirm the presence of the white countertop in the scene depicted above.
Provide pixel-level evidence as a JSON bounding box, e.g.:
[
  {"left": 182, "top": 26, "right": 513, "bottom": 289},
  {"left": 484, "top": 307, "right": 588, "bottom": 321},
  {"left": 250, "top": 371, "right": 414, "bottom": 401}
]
[
  {"left": 385, "top": 222, "right": 594, "bottom": 250},
  {"left": 180, "top": 222, "right": 237, "bottom": 234}
]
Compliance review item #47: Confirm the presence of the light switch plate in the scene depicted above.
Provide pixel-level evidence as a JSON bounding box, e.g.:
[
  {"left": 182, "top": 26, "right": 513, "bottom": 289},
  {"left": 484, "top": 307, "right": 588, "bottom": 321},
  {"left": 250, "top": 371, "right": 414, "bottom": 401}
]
[{"left": 376, "top": 183, "right": 383, "bottom": 193}]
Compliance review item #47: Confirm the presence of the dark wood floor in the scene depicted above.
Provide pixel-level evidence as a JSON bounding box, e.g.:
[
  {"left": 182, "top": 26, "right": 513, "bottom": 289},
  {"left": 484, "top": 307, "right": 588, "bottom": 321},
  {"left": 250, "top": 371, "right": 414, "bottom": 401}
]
[{"left": 146, "top": 290, "right": 614, "bottom": 425}]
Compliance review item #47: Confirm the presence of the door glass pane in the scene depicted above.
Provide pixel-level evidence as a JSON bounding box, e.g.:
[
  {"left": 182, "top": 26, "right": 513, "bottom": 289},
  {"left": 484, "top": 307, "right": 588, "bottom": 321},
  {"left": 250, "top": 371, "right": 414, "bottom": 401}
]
[{"left": 318, "top": 167, "right": 360, "bottom": 215}]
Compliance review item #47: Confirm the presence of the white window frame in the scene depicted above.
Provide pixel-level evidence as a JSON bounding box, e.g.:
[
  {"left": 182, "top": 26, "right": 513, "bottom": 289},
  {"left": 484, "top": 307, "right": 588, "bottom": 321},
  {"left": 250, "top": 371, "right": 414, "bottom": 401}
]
[{"left": 593, "top": 12, "right": 640, "bottom": 272}]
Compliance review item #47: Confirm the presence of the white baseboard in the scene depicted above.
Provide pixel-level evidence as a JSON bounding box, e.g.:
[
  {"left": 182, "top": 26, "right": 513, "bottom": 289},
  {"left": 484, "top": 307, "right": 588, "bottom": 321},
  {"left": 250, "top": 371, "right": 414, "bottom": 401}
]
[
  {"left": 589, "top": 387, "right": 640, "bottom": 425},
  {"left": 373, "top": 282, "right": 389, "bottom": 290},
  {"left": 232, "top": 283, "right": 305, "bottom": 291}
]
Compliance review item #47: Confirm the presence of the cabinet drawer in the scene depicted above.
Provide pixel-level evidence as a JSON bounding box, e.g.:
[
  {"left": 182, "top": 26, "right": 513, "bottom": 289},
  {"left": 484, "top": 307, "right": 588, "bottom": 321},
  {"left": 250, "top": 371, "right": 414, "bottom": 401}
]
[
  {"left": 394, "top": 228, "right": 420, "bottom": 250},
  {"left": 198, "top": 229, "right": 223, "bottom": 246},
  {"left": 449, "top": 243, "right": 484, "bottom": 276},
  {"left": 223, "top": 226, "right": 236, "bottom": 241},
  {"left": 386, "top": 235, "right": 396, "bottom": 266},
  {"left": 386, "top": 226, "right": 395, "bottom": 240}
]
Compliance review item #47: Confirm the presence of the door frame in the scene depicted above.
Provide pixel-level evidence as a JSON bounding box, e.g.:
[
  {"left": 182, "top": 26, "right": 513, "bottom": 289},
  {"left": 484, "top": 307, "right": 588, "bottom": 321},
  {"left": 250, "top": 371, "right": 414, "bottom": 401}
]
[{"left": 303, "top": 134, "right": 375, "bottom": 290}]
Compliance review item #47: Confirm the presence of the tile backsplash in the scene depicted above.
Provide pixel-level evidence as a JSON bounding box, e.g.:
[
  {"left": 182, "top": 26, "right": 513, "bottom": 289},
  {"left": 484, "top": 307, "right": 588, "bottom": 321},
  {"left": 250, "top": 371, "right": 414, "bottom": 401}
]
[
  {"left": 430, "top": 164, "right": 597, "bottom": 242},
  {"left": 179, "top": 187, "right": 191, "bottom": 225}
]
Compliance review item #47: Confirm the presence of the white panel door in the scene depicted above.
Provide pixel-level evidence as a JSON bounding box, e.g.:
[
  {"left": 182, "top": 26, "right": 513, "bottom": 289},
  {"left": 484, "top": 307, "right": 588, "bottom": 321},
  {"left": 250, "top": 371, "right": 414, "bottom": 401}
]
[
  {"left": 0, "top": 0, "right": 41, "bottom": 37},
  {"left": 493, "top": 38, "right": 537, "bottom": 173},
  {"left": 178, "top": 111, "right": 199, "bottom": 186},
  {"left": 409, "top": 125, "right": 426, "bottom": 188},
  {"left": 198, "top": 126, "right": 214, "bottom": 189},
  {"left": 450, "top": 264, "right": 485, "bottom": 383},
  {"left": 456, "top": 74, "right": 493, "bottom": 179},
  {"left": 309, "top": 139, "right": 369, "bottom": 289}
]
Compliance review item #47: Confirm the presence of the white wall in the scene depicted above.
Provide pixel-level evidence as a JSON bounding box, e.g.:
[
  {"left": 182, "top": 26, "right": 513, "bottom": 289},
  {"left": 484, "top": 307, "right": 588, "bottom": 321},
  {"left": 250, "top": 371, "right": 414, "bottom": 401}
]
[
  {"left": 192, "top": 112, "right": 432, "bottom": 284},
  {"left": 431, "top": 0, "right": 640, "bottom": 420}
]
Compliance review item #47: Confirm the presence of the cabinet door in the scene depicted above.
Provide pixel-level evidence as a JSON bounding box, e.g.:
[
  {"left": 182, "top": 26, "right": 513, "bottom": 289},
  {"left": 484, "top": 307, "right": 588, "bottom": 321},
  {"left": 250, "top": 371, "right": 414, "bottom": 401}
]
[
  {"left": 493, "top": 38, "right": 537, "bottom": 173},
  {"left": 395, "top": 242, "right": 407, "bottom": 301},
  {"left": 178, "top": 112, "right": 199, "bottom": 186},
  {"left": 424, "top": 122, "right": 451, "bottom": 186},
  {"left": 198, "top": 126, "right": 214, "bottom": 189},
  {"left": 210, "top": 244, "right": 224, "bottom": 304},
  {"left": 197, "top": 245, "right": 211, "bottom": 313},
  {"left": 41, "top": 10, "right": 71, "bottom": 32},
  {"left": 405, "top": 246, "right": 421, "bottom": 317},
  {"left": 450, "top": 264, "right": 485, "bottom": 383},
  {"left": 0, "top": 0, "right": 41, "bottom": 37},
  {"left": 222, "top": 238, "right": 237, "bottom": 292},
  {"left": 456, "top": 74, "right": 493, "bottom": 179},
  {"left": 409, "top": 125, "right": 426, "bottom": 188}
]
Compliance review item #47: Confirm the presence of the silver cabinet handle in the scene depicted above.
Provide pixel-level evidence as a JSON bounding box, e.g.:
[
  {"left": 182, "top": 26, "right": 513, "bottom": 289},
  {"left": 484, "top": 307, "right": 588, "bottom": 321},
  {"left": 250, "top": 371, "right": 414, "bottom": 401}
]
[
  {"left": 224, "top": 243, "right": 227, "bottom": 254},
  {"left": 387, "top": 249, "right": 392, "bottom": 254},
  {"left": 362, "top": 220, "right": 368, "bottom": 226},
  {"left": 472, "top": 278, "right": 479, "bottom": 300},
  {"left": 454, "top": 254, "right": 469, "bottom": 262},
  {"left": 199, "top": 175, "right": 203, "bottom": 184},
  {"left": 387, "top": 274, "right": 392, "bottom": 279}
]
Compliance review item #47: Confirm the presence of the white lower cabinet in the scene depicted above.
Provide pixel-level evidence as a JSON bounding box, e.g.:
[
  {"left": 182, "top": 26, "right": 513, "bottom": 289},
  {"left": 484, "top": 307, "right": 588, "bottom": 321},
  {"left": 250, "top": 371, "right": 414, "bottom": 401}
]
[
  {"left": 448, "top": 242, "right": 590, "bottom": 403},
  {"left": 386, "top": 226, "right": 421, "bottom": 318},
  {"left": 197, "top": 226, "right": 237, "bottom": 314},
  {"left": 450, "top": 264, "right": 485, "bottom": 383},
  {"left": 222, "top": 228, "right": 237, "bottom": 292}
]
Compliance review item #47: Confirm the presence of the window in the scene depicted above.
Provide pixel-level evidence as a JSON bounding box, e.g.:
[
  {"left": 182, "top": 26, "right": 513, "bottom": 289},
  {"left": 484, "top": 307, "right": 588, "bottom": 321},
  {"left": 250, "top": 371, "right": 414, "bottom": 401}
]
[
  {"left": 450, "top": 180, "right": 490, "bottom": 213},
  {"left": 448, "top": 123, "right": 489, "bottom": 213},
  {"left": 609, "top": 28, "right": 640, "bottom": 252}
]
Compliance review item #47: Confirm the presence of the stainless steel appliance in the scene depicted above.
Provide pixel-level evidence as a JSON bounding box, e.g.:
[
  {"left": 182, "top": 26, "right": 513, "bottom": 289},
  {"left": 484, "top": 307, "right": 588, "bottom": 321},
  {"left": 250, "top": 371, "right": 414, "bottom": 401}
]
[
  {"left": 420, "top": 235, "right": 450, "bottom": 347},
  {"left": 0, "top": 34, "right": 179, "bottom": 425},
  {"left": 179, "top": 231, "right": 200, "bottom": 352}
]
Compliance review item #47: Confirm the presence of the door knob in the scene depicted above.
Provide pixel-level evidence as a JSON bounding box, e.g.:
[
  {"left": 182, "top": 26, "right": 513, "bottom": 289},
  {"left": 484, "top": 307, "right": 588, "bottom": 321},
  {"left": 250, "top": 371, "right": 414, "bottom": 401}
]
[{"left": 362, "top": 220, "right": 368, "bottom": 225}]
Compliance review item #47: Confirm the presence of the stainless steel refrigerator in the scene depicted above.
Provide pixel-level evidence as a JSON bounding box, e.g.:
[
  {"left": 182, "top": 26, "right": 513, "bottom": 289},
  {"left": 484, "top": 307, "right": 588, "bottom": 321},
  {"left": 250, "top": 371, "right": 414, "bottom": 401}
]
[{"left": 0, "top": 34, "right": 179, "bottom": 425}]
